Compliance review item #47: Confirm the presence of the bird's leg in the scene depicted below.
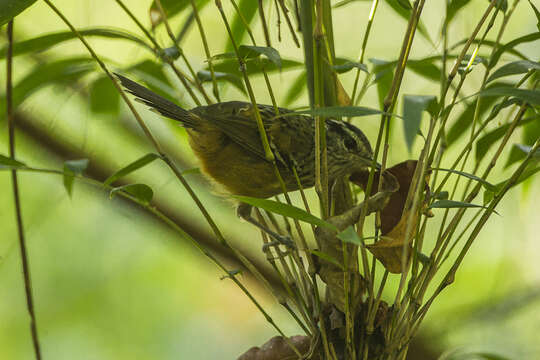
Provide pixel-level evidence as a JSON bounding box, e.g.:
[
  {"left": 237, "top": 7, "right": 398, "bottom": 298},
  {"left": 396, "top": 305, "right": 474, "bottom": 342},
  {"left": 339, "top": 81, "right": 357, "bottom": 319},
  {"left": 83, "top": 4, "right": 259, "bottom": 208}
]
[{"left": 237, "top": 203, "right": 296, "bottom": 250}]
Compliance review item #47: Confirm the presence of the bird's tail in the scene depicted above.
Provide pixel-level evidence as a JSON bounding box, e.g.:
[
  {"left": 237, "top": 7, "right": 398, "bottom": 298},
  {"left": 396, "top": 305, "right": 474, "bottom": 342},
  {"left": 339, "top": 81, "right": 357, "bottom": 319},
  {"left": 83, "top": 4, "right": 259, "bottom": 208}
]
[{"left": 114, "top": 73, "right": 197, "bottom": 127}]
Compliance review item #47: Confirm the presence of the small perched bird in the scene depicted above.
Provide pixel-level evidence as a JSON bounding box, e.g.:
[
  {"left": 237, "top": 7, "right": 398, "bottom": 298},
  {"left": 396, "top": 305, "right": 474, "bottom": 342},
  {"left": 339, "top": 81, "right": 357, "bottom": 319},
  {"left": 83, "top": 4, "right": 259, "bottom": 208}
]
[{"left": 116, "top": 74, "right": 375, "bottom": 244}]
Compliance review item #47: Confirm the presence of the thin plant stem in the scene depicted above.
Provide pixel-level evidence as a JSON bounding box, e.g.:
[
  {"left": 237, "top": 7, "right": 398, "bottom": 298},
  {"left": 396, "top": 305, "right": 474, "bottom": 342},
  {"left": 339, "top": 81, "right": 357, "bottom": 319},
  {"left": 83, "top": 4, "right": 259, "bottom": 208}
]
[{"left": 6, "top": 20, "right": 42, "bottom": 360}]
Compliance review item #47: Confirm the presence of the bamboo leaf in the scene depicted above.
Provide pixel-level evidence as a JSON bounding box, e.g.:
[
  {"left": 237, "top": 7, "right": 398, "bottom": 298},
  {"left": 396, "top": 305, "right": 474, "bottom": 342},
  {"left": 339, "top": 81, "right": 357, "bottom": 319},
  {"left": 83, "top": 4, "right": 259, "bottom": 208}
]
[
  {"left": 384, "top": 0, "right": 433, "bottom": 44},
  {"left": 332, "top": 59, "right": 368, "bottom": 74},
  {"left": 197, "top": 70, "right": 246, "bottom": 94},
  {"left": 0, "top": 28, "right": 153, "bottom": 59},
  {"left": 104, "top": 154, "right": 162, "bottom": 186},
  {"left": 110, "top": 184, "right": 154, "bottom": 204},
  {"left": 487, "top": 60, "right": 540, "bottom": 83},
  {"left": 0, "top": 154, "right": 26, "bottom": 168},
  {"left": 63, "top": 159, "right": 89, "bottom": 197},
  {"left": 479, "top": 87, "right": 540, "bottom": 106},
  {"left": 238, "top": 45, "right": 282, "bottom": 68},
  {"left": 337, "top": 226, "right": 362, "bottom": 245},
  {"left": 489, "top": 33, "right": 540, "bottom": 68},
  {"left": 232, "top": 195, "right": 337, "bottom": 231},
  {"left": 295, "top": 106, "right": 386, "bottom": 118},
  {"left": 429, "top": 199, "right": 494, "bottom": 212},
  {"left": 283, "top": 71, "right": 307, "bottom": 106},
  {"left": 310, "top": 250, "right": 344, "bottom": 270},
  {"left": 209, "top": 58, "right": 301, "bottom": 77},
  {"left": 90, "top": 75, "right": 120, "bottom": 114},
  {"left": 505, "top": 144, "right": 540, "bottom": 168},
  {"left": 447, "top": 0, "right": 472, "bottom": 24},
  {"left": 432, "top": 168, "right": 497, "bottom": 191},
  {"left": 402, "top": 95, "right": 438, "bottom": 152},
  {"left": 0, "top": 0, "right": 37, "bottom": 26},
  {"left": 529, "top": 0, "right": 540, "bottom": 31},
  {"left": 149, "top": 0, "right": 210, "bottom": 27}
]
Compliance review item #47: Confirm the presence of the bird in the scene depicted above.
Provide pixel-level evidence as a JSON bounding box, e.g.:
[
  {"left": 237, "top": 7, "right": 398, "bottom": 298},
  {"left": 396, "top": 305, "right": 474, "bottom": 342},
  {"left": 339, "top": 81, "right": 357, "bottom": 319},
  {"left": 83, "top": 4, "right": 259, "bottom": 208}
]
[{"left": 115, "top": 73, "right": 375, "bottom": 246}]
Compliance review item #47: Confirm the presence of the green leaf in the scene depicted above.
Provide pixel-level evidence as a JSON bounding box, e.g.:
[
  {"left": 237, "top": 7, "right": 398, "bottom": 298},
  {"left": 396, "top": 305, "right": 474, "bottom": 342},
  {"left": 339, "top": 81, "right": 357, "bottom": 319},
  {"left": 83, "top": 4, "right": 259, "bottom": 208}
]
[
  {"left": 484, "top": 166, "right": 540, "bottom": 204},
  {"left": 283, "top": 71, "right": 307, "bottom": 106},
  {"left": 402, "top": 95, "right": 437, "bottom": 152},
  {"left": 529, "top": 0, "right": 540, "bottom": 31},
  {"left": 370, "top": 58, "right": 394, "bottom": 109},
  {"left": 0, "top": 28, "right": 153, "bottom": 59},
  {"left": 90, "top": 75, "right": 120, "bottom": 114},
  {"left": 429, "top": 199, "right": 494, "bottom": 212},
  {"left": 479, "top": 87, "right": 540, "bottom": 106},
  {"left": 63, "top": 159, "right": 89, "bottom": 197},
  {"left": 181, "top": 167, "right": 201, "bottom": 175},
  {"left": 210, "top": 58, "right": 301, "bottom": 77},
  {"left": 447, "top": 0, "right": 472, "bottom": 24},
  {"left": 384, "top": 0, "right": 433, "bottom": 45},
  {"left": 238, "top": 45, "right": 282, "bottom": 68},
  {"left": 0, "top": 154, "right": 26, "bottom": 169},
  {"left": 489, "top": 33, "right": 540, "bottom": 68},
  {"left": 505, "top": 144, "right": 540, "bottom": 168},
  {"left": 0, "top": 57, "right": 95, "bottom": 115},
  {"left": 0, "top": 0, "right": 37, "bottom": 26},
  {"left": 110, "top": 184, "right": 154, "bottom": 204},
  {"left": 476, "top": 116, "right": 537, "bottom": 164},
  {"left": 432, "top": 168, "right": 497, "bottom": 191},
  {"left": 196, "top": 70, "right": 245, "bottom": 94},
  {"left": 149, "top": 0, "right": 210, "bottom": 27},
  {"left": 225, "top": 0, "right": 258, "bottom": 52},
  {"left": 487, "top": 60, "right": 540, "bottom": 83},
  {"left": 104, "top": 154, "right": 161, "bottom": 186},
  {"left": 296, "top": 106, "right": 385, "bottom": 118},
  {"left": 332, "top": 59, "right": 368, "bottom": 74},
  {"left": 232, "top": 195, "right": 337, "bottom": 231},
  {"left": 127, "top": 60, "right": 178, "bottom": 101},
  {"left": 434, "top": 191, "right": 449, "bottom": 200},
  {"left": 408, "top": 59, "right": 443, "bottom": 82},
  {"left": 337, "top": 226, "right": 362, "bottom": 245},
  {"left": 310, "top": 250, "right": 344, "bottom": 270}
]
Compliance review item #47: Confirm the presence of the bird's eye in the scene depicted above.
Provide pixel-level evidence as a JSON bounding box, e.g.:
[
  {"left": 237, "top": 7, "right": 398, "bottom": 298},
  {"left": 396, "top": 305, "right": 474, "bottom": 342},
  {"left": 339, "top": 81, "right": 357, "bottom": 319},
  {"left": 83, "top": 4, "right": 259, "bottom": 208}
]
[{"left": 344, "top": 137, "right": 357, "bottom": 151}]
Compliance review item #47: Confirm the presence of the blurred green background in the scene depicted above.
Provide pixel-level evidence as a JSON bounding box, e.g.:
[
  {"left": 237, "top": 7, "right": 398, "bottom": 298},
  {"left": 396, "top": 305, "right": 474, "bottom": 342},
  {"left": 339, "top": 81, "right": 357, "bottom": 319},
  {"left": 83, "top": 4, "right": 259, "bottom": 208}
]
[{"left": 0, "top": 0, "right": 539, "bottom": 359}]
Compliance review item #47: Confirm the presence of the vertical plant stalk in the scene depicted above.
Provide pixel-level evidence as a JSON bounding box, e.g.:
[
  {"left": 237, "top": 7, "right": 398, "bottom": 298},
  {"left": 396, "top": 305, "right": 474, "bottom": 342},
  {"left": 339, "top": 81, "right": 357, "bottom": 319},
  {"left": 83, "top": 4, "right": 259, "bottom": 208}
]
[
  {"left": 6, "top": 20, "right": 42, "bottom": 360},
  {"left": 258, "top": 0, "right": 272, "bottom": 46}
]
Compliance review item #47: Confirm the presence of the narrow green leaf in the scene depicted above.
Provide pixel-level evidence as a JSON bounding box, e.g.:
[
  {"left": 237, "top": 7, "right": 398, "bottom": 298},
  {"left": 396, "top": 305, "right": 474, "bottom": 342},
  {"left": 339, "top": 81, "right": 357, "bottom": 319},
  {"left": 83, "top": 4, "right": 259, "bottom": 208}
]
[
  {"left": 225, "top": 0, "right": 258, "bottom": 52},
  {"left": 104, "top": 154, "right": 161, "bottom": 186},
  {"left": 429, "top": 199, "right": 494, "bottom": 212},
  {"left": 110, "top": 184, "right": 154, "bottom": 204},
  {"left": 370, "top": 58, "right": 394, "bottom": 108},
  {"left": 505, "top": 144, "right": 540, "bottom": 168},
  {"left": 63, "top": 159, "right": 89, "bottom": 197},
  {"left": 196, "top": 70, "right": 245, "bottom": 94},
  {"left": 484, "top": 166, "right": 540, "bottom": 204},
  {"left": 149, "top": 0, "right": 210, "bottom": 27},
  {"left": 238, "top": 45, "right": 282, "bottom": 68},
  {"left": 432, "top": 168, "right": 497, "bottom": 191},
  {"left": 447, "top": 0, "right": 472, "bottom": 24},
  {"left": 384, "top": 0, "right": 433, "bottom": 44},
  {"left": 434, "top": 191, "right": 449, "bottom": 200},
  {"left": 487, "top": 60, "right": 540, "bottom": 83},
  {"left": 0, "top": 0, "right": 37, "bottom": 26},
  {"left": 0, "top": 154, "right": 26, "bottom": 168},
  {"left": 490, "top": 33, "right": 540, "bottom": 68},
  {"left": 0, "top": 28, "right": 153, "bottom": 59},
  {"left": 402, "top": 95, "right": 437, "bottom": 152},
  {"left": 332, "top": 59, "right": 368, "bottom": 74},
  {"left": 90, "top": 75, "right": 120, "bottom": 114},
  {"left": 210, "top": 58, "right": 301, "bottom": 77},
  {"left": 479, "top": 87, "right": 540, "bottom": 106},
  {"left": 337, "top": 226, "right": 362, "bottom": 245},
  {"left": 127, "top": 60, "right": 178, "bottom": 101},
  {"left": 529, "top": 0, "right": 540, "bottom": 31},
  {"left": 232, "top": 195, "right": 337, "bottom": 231},
  {"left": 310, "top": 250, "right": 344, "bottom": 270},
  {"left": 296, "top": 106, "right": 385, "bottom": 118}
]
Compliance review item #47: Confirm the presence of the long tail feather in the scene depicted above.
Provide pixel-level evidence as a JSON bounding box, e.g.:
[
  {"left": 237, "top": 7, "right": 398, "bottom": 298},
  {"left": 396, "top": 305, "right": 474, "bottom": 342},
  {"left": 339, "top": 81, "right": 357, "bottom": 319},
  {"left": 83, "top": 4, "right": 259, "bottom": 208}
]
[{"left": 114, "top": 73, "right": 196, "bottom": 127}]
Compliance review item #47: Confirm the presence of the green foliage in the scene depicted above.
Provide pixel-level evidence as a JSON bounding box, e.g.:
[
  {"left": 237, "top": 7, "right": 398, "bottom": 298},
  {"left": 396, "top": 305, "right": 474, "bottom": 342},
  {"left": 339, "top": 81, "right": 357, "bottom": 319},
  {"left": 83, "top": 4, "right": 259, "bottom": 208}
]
[
  {"left": 0, "top": 0, "right": 36, "bottom": 26},
  {"left": 63, "top": 159, "right": 89, "bottom": 197},
  {"left": 402, "top": 95, "right": 437, "bottom": 152},
  {"left": 104, "top": 154, "right": 162, "bottom": 186},
  {"left": 110, "top": 184, "right": 154, "bottom": 204}
]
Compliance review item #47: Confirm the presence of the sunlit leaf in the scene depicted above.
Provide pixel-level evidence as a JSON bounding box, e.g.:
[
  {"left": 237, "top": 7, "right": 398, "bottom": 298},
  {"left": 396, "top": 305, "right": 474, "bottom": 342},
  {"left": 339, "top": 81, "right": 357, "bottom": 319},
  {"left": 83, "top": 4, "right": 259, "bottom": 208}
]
[
  {"left": 0, "top": 0, "right": 37, "bottom": 26},
  {"left": 487, "top": 60, "right": 540, "bottom": 83},
  {"left": 0, "top": 154, "right": 26, "bottom": 169},
  {"left": 0, "top": 28, "right": 153, "bottom": 59},
  {"left": 429, "top": 199, "right": 494, "bottom": 212},
  {"left": 432, "top": 168, "right": 497, "bottom": 191},
  {"left": 104, "top": 154, "right": 162, "bottom": 186},
  {"left": 232, "top": 195, "right": 337, "bottom": 231},
  {"left": 310, "top": 250, "right": 344, "bottom": 270},
  {"left": 90, "top": 75, "right": 120, "bottom": 114},
  {"left": 337, "top": 226, "right": 362, "bottom": 245},
  {"left": 489, "top": 33, "right": 540, "bottom": 68},
  {"left": 63, "top": 159, "right": 89, "bottom": 197},
  {"left": 197, "top": 70, "right": 245, "bottom": 94},
  {"left": 402, "top": 95, "right": 437, "bottom": 152},
  {"left": 110, "top": 184, "right": 154, "bottom": 204},
  {"left": 479, "top": 87, "right": 540, "bottom": 106},
  {"left": 295, "top": 106, "right": 385, "bottom": 118},
  {"left": 237, "top": 45, "right": 282, "bottom": 68}
]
